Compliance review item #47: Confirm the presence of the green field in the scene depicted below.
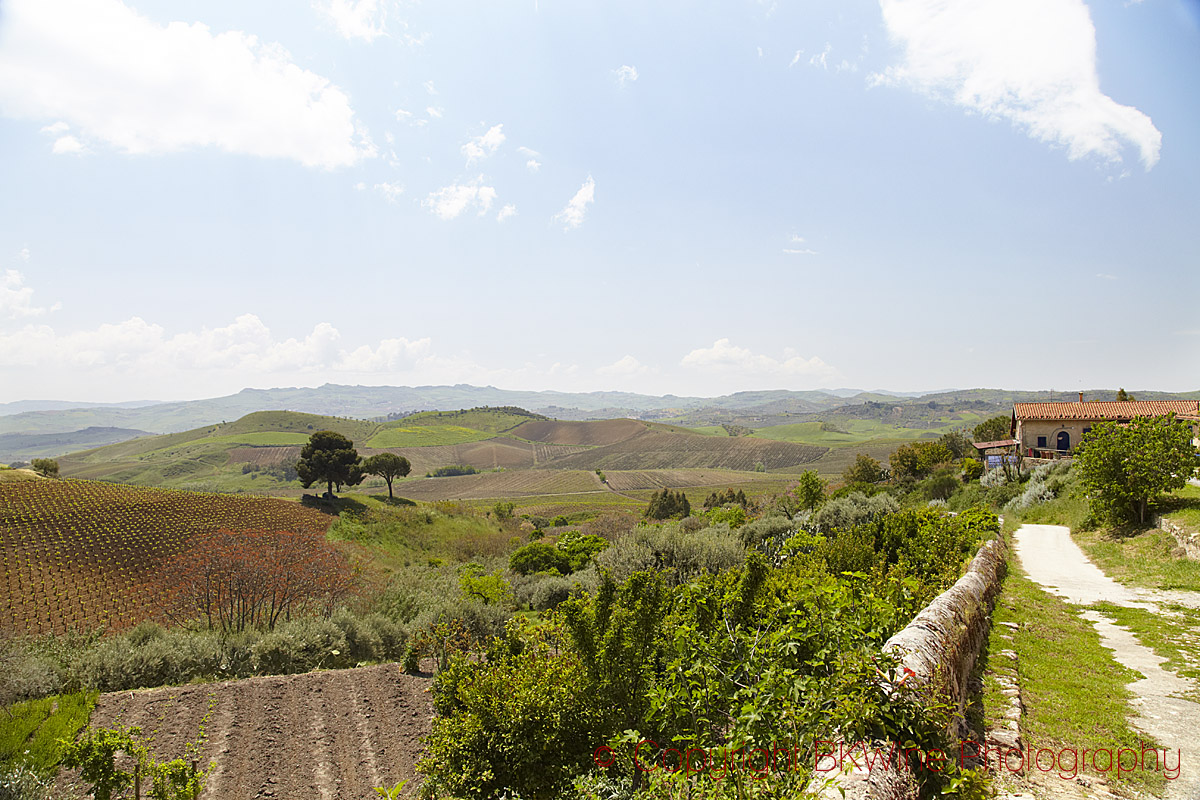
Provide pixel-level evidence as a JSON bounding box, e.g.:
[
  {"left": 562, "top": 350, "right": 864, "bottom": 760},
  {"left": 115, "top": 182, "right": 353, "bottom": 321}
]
[
  {"left": 367, "top": 424, "right": 496, "bottom": 448},
  {"left": 750, "top": 417, "right": 977, "bottom": 446}
]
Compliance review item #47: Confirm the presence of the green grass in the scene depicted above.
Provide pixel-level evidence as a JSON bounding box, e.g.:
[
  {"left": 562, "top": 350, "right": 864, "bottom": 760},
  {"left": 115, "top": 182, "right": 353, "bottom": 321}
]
[
  {"left": 994, "top": 568, "right": 1165, "bottom": 795},
  {"left": 366, "top": 425, "right": 495, "bottom": 448},
  {"left": 1162, "top": 483, "right": 1200, "bottom": 530},
  {"left": 1087, "top": 602, "right": 1200, "bottom": 702},
  {"left": 0, "top": 691, "right": 97, "bottom": 776},
  {"left": 1072, "top": 527, "right": 1200, "bottom": 593},
  {"left": 387, "top": 409, "right": 534, "bottom": 435}
]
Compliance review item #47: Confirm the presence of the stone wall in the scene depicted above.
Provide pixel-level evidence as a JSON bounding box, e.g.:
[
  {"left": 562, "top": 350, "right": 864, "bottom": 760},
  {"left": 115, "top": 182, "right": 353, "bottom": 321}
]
[{"left": 864, "top": 534, "right": 1009, "bottom": 800}]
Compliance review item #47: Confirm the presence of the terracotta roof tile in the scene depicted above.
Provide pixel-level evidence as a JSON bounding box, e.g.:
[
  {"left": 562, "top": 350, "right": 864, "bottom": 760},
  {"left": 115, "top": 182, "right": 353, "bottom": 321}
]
[
  {"left": 973, "top": 439, "right": 1019, "bottom": 449},
  {"left": 1012, "top": 401, "right": 1199, "bottom": 421}
]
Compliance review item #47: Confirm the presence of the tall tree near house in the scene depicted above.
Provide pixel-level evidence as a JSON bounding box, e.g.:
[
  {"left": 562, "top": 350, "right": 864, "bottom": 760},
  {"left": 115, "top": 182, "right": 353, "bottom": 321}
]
[
  {"left": 972, "top": 415, "right": 1011, "bottom": 443},
  {"left": 296, "top": 430, "right": 364, "bottom": 498},
  {"left": 1115, "top": 387, "right": 1135, "bottom": 401},
  {"left": 363, "top": 452, "right": 411, "bottom": 500},
  {"left": 1075, "top": 415, "right": 1194, "bottom": 526}
]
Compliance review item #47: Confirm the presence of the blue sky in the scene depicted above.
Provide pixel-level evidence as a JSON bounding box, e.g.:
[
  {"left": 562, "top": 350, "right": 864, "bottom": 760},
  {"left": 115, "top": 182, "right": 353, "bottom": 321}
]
[{"left": 1, "top": 0, "right": 1197, "bottom": 403}]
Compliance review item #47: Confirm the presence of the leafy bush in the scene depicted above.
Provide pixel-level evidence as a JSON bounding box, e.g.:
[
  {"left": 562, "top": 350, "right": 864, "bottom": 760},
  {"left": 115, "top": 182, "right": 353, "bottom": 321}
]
[
  {"left": 251, "top": 617, "right": 348, "bottom": 675},
  {"left": 0, "top": 763, "right": 53, "bottom": 800},
  {"left": 417, "top": 620, "right": 604, "bottom": 800},
  {"left": 512, "top": 574, "right": 575, "bottom": 611},
  {"left": 555, "top": 531, "right": 609, "bottom": 571},
  {"left": 961, "top": 457, "right": 984, "bottom": 482},
  {"left": 813, "top": 491, "right": 900, "bottom": 531},
  {"left": 842, "top": 453, "right": 884, "bottom": 485},
  {"left": 702, "top": 488, "right": 748, "bottom": 509},
  {"left": 429, "top": 465, "right": 479, "bottom": 477},
  {"left": 458, "top": 566, "right": 513, "bottom": 606},
  {"left": 889, "top": 441, "right": 954, "bottom": 480},
  {"left": 510, "top": 542, "right": 571, "bottom": 575},
  {"left": 593, "top": 522, "right": 744, "bottom": 585}
]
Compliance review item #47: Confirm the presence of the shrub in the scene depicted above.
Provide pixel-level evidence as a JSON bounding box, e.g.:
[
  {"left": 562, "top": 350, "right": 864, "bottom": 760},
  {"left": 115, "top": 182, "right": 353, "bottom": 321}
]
[
  {"left": 0, "top": 763, "right": 53, "bottom": 800},
  {"left": 458, "top": 566, "right": 513, "bottom": 606},
  {"left": 961, "top": 457, "right": 984, "bottom": 482},
  {"left": 251, "top": 617, "right": 349, "bottom": 675},
  {"left": 417, "top": 620, "right": 604, "bottom": 800},
  {"left": 429, "top": 465, "right": 479, "bottom": 478},
  {"left": 922, "top": 471, "right": 960, "bottom": 501},
  {"left": 842, "top": 453, "right": 884, "bottom": 485},
  {"left": 593, "top": 522, "right": 744, "bottom": 585},
  {"left": 510, "top": 542, "right": 571, "bottom": 575},
  {"left": 814, "top": 492, "right": 900, "bottom": 531},
  {"left": 555, "top": 531, "right": 609, "bottom": 571},
  {"left": 643, "top": 489, "right": 691, "bottom": 520}
]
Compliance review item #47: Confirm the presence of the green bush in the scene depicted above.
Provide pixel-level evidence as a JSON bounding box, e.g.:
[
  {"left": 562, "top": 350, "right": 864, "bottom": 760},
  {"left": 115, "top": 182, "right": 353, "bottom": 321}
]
[
  {"left": 961, "top": 457, "right": 984, "bottom": 482},
  {"left": 555, "top": 531, "right": 609, "bottom": 571},
  {"left": 509, "top": 542, "right": 570, "bottom": 575},
  {"left": 417, "top": 620, "right": 605, "bottom": 800},
  {"left": 251, "top": 617, "right": 348, "bottom": 675}
]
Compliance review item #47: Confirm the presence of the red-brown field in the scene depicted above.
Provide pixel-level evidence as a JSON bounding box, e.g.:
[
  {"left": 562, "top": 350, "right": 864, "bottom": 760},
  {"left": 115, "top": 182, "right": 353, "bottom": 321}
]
[{"left": 0, "top": 480, "right": 334, "bottom": 635}]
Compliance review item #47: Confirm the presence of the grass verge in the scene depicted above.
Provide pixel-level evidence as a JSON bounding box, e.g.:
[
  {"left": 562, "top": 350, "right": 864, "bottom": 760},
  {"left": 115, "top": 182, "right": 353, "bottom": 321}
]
[
  {"left": 0, "top": 690, "right": 97, "bottom": 776},
  {"left": 991, "top": 567, "right": 1165, "bottom": 796},
  {"left": 1072, "top": 527, "right": 1200, "bottom": 593},
  {"left": 1087, "top": 601, "right": 1200, "bottom": 703}
]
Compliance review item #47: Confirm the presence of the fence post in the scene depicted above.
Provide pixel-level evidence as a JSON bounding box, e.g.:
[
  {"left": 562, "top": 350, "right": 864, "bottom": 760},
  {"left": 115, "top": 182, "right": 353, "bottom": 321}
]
[
  {"left": 192, "top": 759, "right": 199, "bottom": 800},
  {"left": 134, "top": 763, "right": 140, "bottom": 800}
]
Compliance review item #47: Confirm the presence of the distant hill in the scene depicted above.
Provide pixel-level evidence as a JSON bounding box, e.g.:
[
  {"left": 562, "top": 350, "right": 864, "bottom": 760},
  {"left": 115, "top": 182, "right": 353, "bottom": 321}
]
[
  {"left": 5, "top": 383, "right": 1197, "bottom": 441},
  {"left": 56, "top": 406, "right": 829, "bottom": 493},
  {"left": 0, "top": 426, "right": 153, "bottom": 462}
]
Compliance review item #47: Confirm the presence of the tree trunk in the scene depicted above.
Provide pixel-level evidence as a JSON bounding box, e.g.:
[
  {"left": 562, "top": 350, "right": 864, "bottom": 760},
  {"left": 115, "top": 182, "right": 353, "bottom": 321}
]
[
  {"left": 327, "top": 479, "right": 334, "bottom": 497},
  {"left": 386, "top": 479, "right": 394, "bottom": 499}
]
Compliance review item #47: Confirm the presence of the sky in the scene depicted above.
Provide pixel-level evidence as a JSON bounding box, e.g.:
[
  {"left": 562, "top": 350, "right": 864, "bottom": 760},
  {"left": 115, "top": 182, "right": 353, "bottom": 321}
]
[{"left": 1, "top": 0, "right": 1198, "bottom": 403}]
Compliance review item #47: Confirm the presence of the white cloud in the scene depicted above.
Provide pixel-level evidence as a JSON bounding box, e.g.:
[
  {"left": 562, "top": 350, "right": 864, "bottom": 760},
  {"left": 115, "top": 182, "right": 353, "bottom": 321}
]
[
  {"left": 555, "top": 175, "right": 595, "bottom": 231},
  {"left": 874, "top": 0, "right": 1161, "bottom": 169},
  {"left": 783, "top": 248, "right": 818, "bottom": 255},
  {"left": 496, "top": 204, "right": 517, "bottom": 222},
  {"left": 519, "top": 147, "right": 542, "bottom": 172},
  {"left": 1096, "top": 272, "right": 1117, "bottom": 280},
  {"left": 51, "top": 135, "right": 85, "bottom": 155},
  {"left": 423, "top": 177, "right": 498, "bottom": 220},
  {"left": 0, "top": 0, "right": 374, "bottom": 169},
  {"left": 373, "top": 181, "right": 404, "bottom": 203},
  {"left": 427, "top": 106, "right": 444, "bottom": 119},
  {"left": 17, "top": 247, "right": 30, "bottom": 262},
  {"left": 338, "top": 336, "right": 431, "bottom": 372},
  {"left": 788, "top": 50, "right": 803, "bottom": 68},
  {"left": 597, "top": 355, "right": 650, "bottom": 378},
  {"left": 810, "top": 43, "right": 831, "bottom": 70},
  {"left": 461, "top": 124, "right": 505, "bottom": 165},
  {"left": 614, "top": 65, "right": 639, "bottom": 87},
  {"left": 680, "top": 338, "right": 836, "bottom": 381},
  {"left": 424, "top": 80, "right": 437, "bottom": 95},
  {"left": 40, "top": 121, "right": 69, "bottom": 135},
  {"left": 0, "top": 312, "right": 437, "bottom": 374},
  {"left": 1, "top": 270, "right": 55, "bottom": 318},
  {"left": 314, "top": 0, "right": 387, "bottom": 42}
]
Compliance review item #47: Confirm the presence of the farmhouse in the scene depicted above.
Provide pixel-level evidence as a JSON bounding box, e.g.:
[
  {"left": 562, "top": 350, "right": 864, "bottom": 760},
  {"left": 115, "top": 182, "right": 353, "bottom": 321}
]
[{"left": 1011, "top": 397, "right": 1200, "bottom": 458}]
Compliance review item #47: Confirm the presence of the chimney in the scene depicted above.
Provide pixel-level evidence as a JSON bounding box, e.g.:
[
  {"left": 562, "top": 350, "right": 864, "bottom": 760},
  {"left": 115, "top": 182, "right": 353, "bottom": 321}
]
[{"left": 1079, "top": 391, "right": 1084, "bottom": 403}]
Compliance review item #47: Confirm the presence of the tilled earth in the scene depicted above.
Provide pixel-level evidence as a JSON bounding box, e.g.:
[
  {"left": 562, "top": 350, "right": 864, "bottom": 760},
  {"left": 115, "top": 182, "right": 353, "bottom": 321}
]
[{"left": 59, "top": 664, "right": 433, "bottom": 800}]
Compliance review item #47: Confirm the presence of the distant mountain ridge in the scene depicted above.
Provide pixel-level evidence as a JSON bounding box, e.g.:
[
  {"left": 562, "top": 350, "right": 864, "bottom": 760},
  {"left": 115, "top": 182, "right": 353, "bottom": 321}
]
[{"left": 1, "top": 384, "right": 1197, "bottom": 442}]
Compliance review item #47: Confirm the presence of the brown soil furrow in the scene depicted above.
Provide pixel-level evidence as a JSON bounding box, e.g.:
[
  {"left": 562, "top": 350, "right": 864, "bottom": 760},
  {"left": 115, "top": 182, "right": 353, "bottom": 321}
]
[
  {"left": 348, "top": 677, "right": 384, "bottom": 791},
  {"left": 58, "top": 664, "right": 432, "bottom": 800},
  {"left": 199, "top": 683, "right": 238, "bottom": 800}
]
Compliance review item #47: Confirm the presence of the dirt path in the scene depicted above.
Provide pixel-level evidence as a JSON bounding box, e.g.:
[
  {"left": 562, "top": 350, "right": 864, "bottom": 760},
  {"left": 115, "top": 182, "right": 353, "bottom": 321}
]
[
  {"left": 59, "top": 664, "right": 432, "bottom": 800},
  {"left": 1014, "top": 524, "right": 1200, "bottom": 800}
]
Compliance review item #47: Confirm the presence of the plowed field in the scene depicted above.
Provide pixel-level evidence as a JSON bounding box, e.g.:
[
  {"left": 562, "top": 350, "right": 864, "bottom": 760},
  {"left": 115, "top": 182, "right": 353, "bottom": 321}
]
[{"left": 58, "top": 664, "right": 432, "bottom": 800}]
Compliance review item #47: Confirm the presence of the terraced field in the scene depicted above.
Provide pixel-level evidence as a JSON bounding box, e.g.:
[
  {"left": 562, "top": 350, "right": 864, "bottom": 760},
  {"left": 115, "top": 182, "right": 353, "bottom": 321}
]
[
  {"left": 602, "top": 468, "right": 789, "bottom": 492},
  {"left": 0, "top": 480, "right": 334, "bottom": 635}
]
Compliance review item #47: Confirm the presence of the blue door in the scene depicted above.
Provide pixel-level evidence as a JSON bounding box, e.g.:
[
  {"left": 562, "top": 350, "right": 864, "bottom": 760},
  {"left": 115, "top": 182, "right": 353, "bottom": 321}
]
[{"left": 1056, "top": 431, "right": 1070, "bottom": 452}]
